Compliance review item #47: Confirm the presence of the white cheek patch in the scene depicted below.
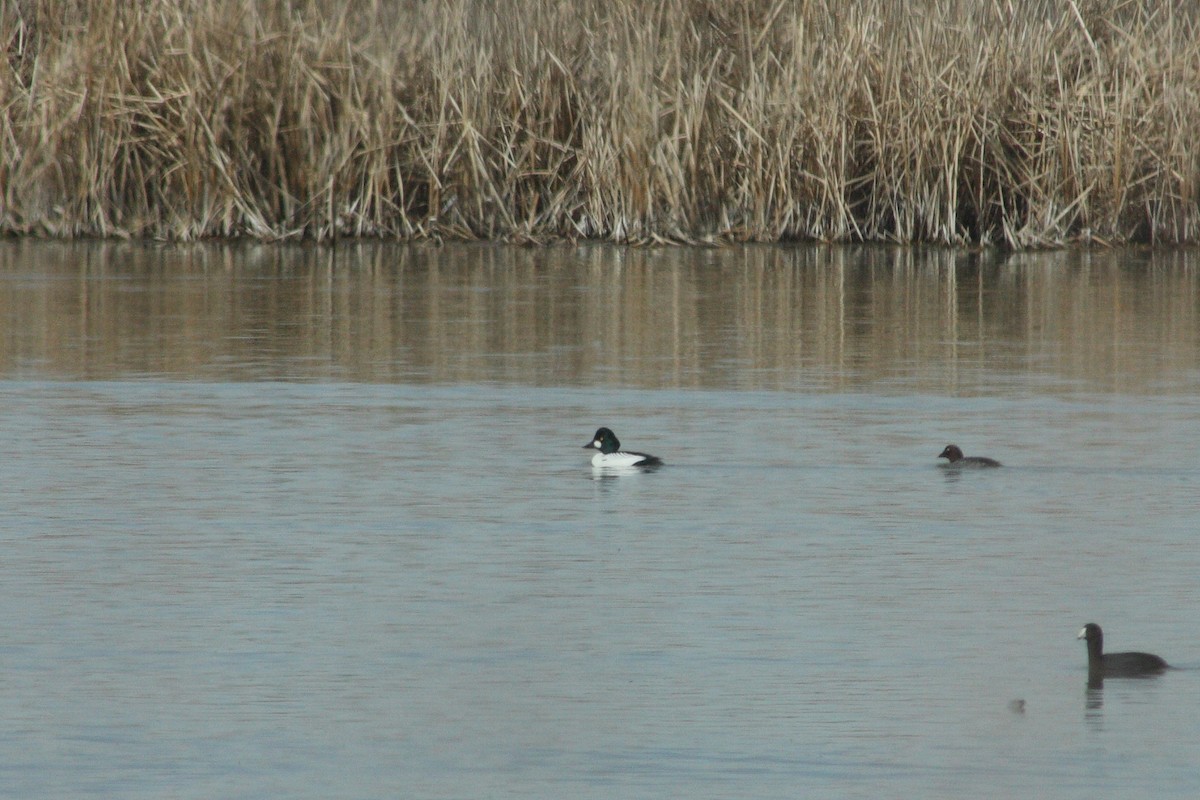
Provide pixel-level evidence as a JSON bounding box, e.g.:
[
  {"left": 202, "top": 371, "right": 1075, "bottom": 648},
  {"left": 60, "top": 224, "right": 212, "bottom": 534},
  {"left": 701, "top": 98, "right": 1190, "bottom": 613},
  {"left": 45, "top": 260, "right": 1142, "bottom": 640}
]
[{"left": 592, "top": 441, "right": 601, "bottom": 448}]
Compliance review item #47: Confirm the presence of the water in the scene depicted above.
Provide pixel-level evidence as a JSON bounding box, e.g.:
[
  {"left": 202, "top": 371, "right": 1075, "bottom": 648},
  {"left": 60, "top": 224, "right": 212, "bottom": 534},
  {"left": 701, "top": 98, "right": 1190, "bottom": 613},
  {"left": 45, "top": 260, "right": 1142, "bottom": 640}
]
[{"left": 1, "top": 242, "right": 1198, "bottom": 798}]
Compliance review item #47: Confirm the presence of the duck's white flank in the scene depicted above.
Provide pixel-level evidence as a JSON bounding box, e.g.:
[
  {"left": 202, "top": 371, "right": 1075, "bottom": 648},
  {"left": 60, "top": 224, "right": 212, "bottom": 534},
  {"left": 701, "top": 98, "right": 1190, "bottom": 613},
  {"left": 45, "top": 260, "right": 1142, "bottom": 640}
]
[{"left": 591, "top": 451, "right": 653, "bottom": 468}]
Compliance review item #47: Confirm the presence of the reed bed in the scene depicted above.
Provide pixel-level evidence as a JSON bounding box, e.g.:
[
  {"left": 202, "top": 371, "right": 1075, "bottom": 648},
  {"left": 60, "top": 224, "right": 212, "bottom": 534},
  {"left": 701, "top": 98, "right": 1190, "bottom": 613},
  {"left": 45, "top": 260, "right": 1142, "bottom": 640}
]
[{"left": 3, "top": 0, "right": 1199, "bottom": 246}]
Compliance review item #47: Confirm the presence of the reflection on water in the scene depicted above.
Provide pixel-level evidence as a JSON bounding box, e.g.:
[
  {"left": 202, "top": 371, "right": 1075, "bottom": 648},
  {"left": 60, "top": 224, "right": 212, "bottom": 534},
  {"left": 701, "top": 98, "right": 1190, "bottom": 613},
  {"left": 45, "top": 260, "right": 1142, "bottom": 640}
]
[
  {"left": 1086, "top": 683, "right": 1105, "bottom": 708},
  {"left": 1, "top": 241, "right": 1196, "bottom": 391}
]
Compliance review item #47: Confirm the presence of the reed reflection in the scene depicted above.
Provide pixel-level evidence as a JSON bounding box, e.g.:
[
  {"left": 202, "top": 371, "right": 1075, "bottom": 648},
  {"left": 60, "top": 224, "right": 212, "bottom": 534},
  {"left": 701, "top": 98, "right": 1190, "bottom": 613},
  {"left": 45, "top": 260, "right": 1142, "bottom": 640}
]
[{"left": 0, "top": 241, "right": 1197, "bottom": 391}]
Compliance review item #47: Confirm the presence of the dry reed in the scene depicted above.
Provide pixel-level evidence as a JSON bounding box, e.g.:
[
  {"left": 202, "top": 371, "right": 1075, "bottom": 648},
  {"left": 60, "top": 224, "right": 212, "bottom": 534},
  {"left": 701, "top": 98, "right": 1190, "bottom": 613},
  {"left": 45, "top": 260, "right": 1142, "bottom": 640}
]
[{"left": 2, "top": 0, "right": 1199, "bottom": 247}]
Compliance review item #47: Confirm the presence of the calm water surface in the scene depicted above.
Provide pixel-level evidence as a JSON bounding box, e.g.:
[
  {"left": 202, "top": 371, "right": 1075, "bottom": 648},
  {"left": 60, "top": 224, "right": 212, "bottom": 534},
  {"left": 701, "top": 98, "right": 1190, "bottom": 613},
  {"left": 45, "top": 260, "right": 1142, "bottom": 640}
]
[{"left": 1, "top": 242, "right": 1198, "bottom": 798}]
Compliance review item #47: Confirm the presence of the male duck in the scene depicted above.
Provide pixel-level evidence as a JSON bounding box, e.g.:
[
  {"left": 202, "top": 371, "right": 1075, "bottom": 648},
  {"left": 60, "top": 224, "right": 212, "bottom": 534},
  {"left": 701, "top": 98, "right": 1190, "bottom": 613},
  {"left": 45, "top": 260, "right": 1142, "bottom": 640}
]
[{"left": 583, "top": 427, "right": 663, "bottom": 468}]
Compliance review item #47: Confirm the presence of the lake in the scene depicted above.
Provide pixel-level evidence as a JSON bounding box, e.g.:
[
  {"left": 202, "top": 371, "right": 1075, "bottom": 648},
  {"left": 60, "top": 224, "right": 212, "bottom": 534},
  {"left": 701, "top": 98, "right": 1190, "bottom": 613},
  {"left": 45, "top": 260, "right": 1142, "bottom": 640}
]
[{"left": 1, "top": 240, "right": 1197, "bottom": 798}]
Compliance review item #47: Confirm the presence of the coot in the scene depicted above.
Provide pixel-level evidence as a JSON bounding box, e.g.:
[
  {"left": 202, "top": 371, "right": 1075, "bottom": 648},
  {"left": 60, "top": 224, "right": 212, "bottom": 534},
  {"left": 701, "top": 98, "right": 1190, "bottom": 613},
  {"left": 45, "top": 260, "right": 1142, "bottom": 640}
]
[{"left": 1077, "top": 622, "right": 1169, "bottom": 679}]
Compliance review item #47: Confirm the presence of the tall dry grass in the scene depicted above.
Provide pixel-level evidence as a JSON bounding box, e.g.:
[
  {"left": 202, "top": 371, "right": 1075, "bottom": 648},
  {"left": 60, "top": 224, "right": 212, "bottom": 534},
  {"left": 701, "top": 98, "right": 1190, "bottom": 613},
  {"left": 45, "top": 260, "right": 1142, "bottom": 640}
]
[{"left": 2, "top": 0, "right": 1199, "bottom": 246}]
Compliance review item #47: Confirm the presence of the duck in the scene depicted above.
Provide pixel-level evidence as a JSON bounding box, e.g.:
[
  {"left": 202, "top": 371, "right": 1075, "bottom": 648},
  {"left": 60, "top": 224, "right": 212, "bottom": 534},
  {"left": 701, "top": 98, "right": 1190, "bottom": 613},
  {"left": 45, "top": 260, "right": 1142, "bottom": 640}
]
[
  {"left": 938, "top": 444, "right": 1001, "bottom": 467},
  {"left": 583, "top": 427, "right": 663, "bottom": 468},
  {"left": 1078, "top": 622, "right": 1169, "bottom": 680}
]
